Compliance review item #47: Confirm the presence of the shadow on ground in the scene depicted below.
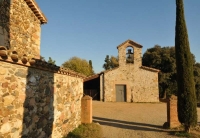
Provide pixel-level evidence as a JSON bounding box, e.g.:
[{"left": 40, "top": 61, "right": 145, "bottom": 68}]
[{"left": 93, "top": 116, "right": 166, "bottom": 132}]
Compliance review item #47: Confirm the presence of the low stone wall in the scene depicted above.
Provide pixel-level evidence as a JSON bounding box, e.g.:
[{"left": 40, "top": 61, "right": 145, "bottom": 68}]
[{"left": 0, "top": 55, "right": 84, "bottom": 137}]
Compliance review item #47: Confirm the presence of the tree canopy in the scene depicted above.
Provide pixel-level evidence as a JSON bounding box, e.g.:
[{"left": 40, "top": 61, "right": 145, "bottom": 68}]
[
  {"left": 62, "top": 56, "right": 94, "bottom": 76},
  {"left": 48, "top": 57, "right": 56, "bottom": 65},
  {"left": 142, "top": 45, "right": 177, "bottom": 98},
  {"left": 103, "top": 55, "right": 119, "bottom": 70},
  {"left": 142, "top": 45, "right": 200, "bottom": 101},
  {"left": 40, "top": 56, "right": 56, "bottom": 65}
]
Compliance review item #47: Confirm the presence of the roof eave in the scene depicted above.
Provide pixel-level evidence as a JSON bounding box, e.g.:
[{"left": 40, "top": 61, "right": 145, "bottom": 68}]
[
  {"left": 24, "top": 0, "right": 47, "bottom": 24},
  {"left": 117, "top": 39, "right": 143, "bottom": 49},
  {"left": 140, "top": 66, "right": 160, "bottom": 72}
]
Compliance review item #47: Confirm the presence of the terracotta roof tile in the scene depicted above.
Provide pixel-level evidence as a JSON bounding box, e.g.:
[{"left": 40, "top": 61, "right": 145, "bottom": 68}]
[
  {"left": 117, "top": 39, "right": 143, "bottom": 49},
  {"left": 140, "top": 66, "right": 160, "bottom": 72},
  {"left": 0, "top": 46, "right": 85, "bottom": 78},
  {"left": 24, "top": 0, "right": 47, "bottom": 24},
  {"left": 84, "top": 74, "right": 100, "bottom": 82}
]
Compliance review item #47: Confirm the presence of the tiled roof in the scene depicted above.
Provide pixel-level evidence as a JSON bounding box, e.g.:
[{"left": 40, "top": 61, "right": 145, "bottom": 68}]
[
  {"left": 24, "top": 0, "right": 47, "bottom": 24},
  {"left": 84, "top": 67, "right": 119, "bottom": 82},
  {"left": 117, "top": 39, "right": 143, "bottom": 49},
  {"left": 0, "top": 46, "right": 85, "bottom": 78},
  {"left": 84, "top": 74, "right": 100, "bottom": 82},
  {"left": 83, "top": 65, "right": 160, "bottom": 82},
  {"left": 102, "top": 67, "right": 119, "bottom": 73},
  {"left": 140, "top": 66, "right": 160, "bottom": 72}
]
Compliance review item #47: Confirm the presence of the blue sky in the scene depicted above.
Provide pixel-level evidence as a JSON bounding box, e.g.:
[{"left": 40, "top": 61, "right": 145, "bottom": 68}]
[{"left": 35, "top": 0, "right": 200, "bottom": 73}]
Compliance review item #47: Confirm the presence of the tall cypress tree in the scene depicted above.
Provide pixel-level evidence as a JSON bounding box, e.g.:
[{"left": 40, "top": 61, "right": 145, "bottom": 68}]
[
  {"left": 89, "top": 60, "right": 94, "bottom": 75},
  {"left": 175, "top": 0, "right": 197, "bottom": 132}
]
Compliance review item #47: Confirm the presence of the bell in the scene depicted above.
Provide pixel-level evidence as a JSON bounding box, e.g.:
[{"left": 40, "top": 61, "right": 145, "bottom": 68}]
[{"left": 127, "top": 49, "right": 132, "bottom": 54}]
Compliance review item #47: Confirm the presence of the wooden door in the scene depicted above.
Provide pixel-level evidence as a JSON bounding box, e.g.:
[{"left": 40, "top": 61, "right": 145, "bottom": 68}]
[{"left": 116, "top": 85, "right": 126, "bottom": 102}]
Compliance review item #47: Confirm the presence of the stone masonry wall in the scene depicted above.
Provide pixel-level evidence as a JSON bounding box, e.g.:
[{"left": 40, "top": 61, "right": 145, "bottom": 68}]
[
  {"left": 9, "top": 0, "right": 41, "bottom": 59},
  {"left": 0, "top": 61, "right": 83, "bottom": 138},
  {"left": 104, "top": 65, "right": 159, "bottom": 102},
  {"left": 133, "top": 67, "right": 159, "bottom": 102}
]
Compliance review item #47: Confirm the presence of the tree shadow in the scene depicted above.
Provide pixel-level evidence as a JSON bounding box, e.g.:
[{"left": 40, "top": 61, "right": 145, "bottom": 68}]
[
  {"left": 21, "top": 66, "right": 55, "bottom": 137},
  {"left": 93, "top": 116, "right": 165, "bottom": 132}
]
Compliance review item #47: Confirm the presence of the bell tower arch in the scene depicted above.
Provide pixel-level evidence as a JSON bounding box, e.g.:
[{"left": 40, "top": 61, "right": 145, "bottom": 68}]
[{"left": 117, "top": 39, "right": 142, "bottom": 67}]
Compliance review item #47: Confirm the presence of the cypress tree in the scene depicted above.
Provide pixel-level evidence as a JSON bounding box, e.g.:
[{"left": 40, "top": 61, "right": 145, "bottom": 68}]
[
  {"left": 175, "top": 0, "right": 197, "bottom": 132},
  {"left": 89, "top": 60, "right": 94, "bottom": 75},
  {"left": 89, "top": 60, "right": 93, "bottom": 69}
]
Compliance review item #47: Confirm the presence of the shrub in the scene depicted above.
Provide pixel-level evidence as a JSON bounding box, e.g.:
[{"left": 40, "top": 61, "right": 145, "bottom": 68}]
[{"left": 65, "top": 123, "right": 103, "bottom": 138}]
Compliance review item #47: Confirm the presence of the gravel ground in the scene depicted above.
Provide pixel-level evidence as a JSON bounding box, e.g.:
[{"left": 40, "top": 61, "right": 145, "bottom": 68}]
[{"left": 92, "top": 101, "right": 200, "bottom": 138}]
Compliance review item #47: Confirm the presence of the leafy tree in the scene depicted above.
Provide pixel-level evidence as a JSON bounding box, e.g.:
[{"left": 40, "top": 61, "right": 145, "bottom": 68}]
[
  {"left": 175, "top": 0, "right": 197, "bottom": 132},
  {"left": 103, "top": 55, "right": 111, "bottom": 70},
  {"left": 195, "top": 63, "right": 200, "bottom": 68},
  {"left": 62, "top": 56, "right": 93, "bottom": 76},
  {"left": 142, "top": 45, "right": 177, "bottom": 98},
  {"left": 110, "top": 56, "right": 119, "bottom": 69},
  {"left": 48, "top": 57, "right": 56, "bottom": 65},
  {"left": 142, "top": 45, "right": 200, "bottom": 101},
  {"left": 40, "top": 56, "right": 46, "bottom": 61},
  {"left": 103, "top": 55, "right": 119, "bottom": 70}
]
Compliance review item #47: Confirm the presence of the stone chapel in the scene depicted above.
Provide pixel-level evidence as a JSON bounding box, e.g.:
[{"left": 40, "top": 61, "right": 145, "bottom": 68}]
[{"left": 84, "top": 39, "right": 160, "bottom": 102}]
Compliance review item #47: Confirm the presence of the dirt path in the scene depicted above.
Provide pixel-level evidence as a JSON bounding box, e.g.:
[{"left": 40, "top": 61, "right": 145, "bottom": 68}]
[{"left": 92, "top": 101, "right": 200, "bottom": 138}]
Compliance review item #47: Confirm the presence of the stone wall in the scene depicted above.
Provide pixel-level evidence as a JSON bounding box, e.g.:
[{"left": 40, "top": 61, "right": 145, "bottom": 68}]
[
  {"left": 103, "top": 65, "right": 159, "bottom": 102},
  {"left": 133, "top": 67, "right": 159, "bottom": 102},
  {"left": 9, "top": 0, "right": 41, "bottom": 59},
  {"left": 0, "top": 55, "right": 84, "bottom": 137}
]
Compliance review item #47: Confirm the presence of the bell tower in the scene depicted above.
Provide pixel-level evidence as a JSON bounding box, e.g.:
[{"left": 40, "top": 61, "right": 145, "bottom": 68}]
[{"left": 117, "top": 39, "right": 142, "bottom": 67}]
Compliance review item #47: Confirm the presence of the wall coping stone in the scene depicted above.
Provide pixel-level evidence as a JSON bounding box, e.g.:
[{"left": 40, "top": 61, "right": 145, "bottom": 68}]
[{"left": 0, "top": 47, "right": 85, "bottom": 78}]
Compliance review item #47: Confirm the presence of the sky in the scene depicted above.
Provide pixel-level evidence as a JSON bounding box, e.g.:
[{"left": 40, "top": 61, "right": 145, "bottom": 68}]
[{"left": 35, "top": 0, "right": 200, "bottom": 73}]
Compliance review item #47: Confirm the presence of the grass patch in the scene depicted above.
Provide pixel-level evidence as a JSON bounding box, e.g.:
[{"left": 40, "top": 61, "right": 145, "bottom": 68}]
[
  {"left": 170, "top": 125, "right": 200, "bottom": 138},
  {"left": 65, "top": 123, "right": 103, "bottom": 138},
  {"left": 173, "top": 131, "right": 200, "bottom": 138},
  {"left": 174, "top": 131, "right": 191, "bottom": 137}
]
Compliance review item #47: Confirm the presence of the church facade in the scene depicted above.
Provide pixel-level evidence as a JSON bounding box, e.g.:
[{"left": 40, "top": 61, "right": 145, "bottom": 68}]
[{"left": 84, "top": 39, "right": 160, "bottom": 102}]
